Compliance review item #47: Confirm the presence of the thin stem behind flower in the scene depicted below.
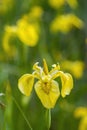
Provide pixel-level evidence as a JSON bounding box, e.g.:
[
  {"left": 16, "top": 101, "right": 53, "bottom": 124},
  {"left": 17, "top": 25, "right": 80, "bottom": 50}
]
[
  {"left": 12, "top": 96, "right": 33, "bottom": 130},
  {"left": 45, "top": 109, "right": 51, "bottom": 130}
]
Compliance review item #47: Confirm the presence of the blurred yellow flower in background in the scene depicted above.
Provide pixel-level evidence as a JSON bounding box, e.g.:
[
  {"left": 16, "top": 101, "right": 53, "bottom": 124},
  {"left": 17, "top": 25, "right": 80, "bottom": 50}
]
[
  {"left": 67, "top": 0, "right": 78, "bottom": 9},
  {"left": 18, "top": 59, "right": 73, "bottom": 109},
  {"left": 50, "top": 14, "right": 84, "bottom": 33},
  {"left": 48, "top": 0, "right": 78, "bottom": 9},
  {"left": 74, "top": 107, "right": 87, "bottom": 130},
  {"left": 16, "top": 6, "right": 43, "bottom": 46},
  {"left": 85, "top": 38, "right": 87, "bottom": 45},
  {"left": 3, "top": 18, "right": 40, "bottom": 49},
  {"left": 0, "top": 0, "right": 86, "bottom": 129},
  {"left": 2, "top": 25, "right": 17, "bottom": 57},
  {"left": 2, "top": 6, "right": 43, "bottom": 56},
  {"left": 0, "top": 0, "right": 14, "bottom": 14},
  {"left": 17, "top": 16, "right": 39, "bottom": 46},
  {"left": 61, "top": 60, "right": 84, "bottom": 79},
  {"left": 28, "top": 6, "right": 43, "bottom": 19},
  {"left": 48, "top": 0, "right": 65, "bottom": 9}
]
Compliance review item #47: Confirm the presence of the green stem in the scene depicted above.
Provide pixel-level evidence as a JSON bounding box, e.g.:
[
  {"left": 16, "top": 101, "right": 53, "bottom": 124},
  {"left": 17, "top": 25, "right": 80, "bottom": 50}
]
[
  {"left": 45, "top": 109, "right": 51, "bottom": 130},
  {"left": 12, "top": 96, "right": 33, "bottom": 130}
]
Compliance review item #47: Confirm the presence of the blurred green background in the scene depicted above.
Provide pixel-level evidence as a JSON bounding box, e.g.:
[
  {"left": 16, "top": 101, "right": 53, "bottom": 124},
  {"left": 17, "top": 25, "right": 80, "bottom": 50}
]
[{"left": 0, "top": 0, "right": 87, "bottom": 130}]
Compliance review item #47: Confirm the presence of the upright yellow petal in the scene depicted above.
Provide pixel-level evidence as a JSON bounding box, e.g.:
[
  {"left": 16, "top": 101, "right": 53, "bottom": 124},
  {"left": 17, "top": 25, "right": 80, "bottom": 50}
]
[
  {"left": 59, "top": 72, "right": 73, "bottom": 97},
  {"left": 18, "top": 74, "right": 34, "bottom": 96},
  {"left": 35, "top": 80, "right": 60, "bottom": 109},
  {"left": 43, "top": 59, "right": 49, "bottom": 75}
]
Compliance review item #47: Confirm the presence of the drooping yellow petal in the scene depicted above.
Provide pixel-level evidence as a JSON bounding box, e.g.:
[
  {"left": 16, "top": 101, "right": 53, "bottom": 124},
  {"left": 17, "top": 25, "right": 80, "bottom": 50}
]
[
  {"left": 18, "top": 74, "right": 34, "bottom": 96},
  {"left": 59, "top": 72, "right": 73, "bottom": 97},
  {"left": 35, "top": 80, "right": 60, "bottom": 109}
]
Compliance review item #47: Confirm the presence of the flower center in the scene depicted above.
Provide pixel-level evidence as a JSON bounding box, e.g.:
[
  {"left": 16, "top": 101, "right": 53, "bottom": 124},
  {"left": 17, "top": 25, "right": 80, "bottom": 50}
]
[
  {"left": 41, "top": 79, "right": 51, "bottom": 94},
  {"left": 41, "top": 75, "right": 52, "bottom": 94}
]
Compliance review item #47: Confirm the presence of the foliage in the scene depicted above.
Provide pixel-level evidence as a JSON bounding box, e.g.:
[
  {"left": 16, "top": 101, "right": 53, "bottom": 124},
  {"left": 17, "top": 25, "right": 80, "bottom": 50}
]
[{"left": 0, "top": 0, "right": 87, "bottom": 130}]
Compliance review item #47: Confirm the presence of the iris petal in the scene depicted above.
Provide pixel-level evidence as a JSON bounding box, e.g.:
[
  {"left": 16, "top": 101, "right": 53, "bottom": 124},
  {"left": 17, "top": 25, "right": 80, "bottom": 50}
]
[
  {"left": 18, "top": 74, "right": 34, "bottom": 96},
  {"left": 59, "top": 72, "right": 73, "bottom": 97},
  {"left": 35, "top": 80, "right": 60, "bottom": 109}
]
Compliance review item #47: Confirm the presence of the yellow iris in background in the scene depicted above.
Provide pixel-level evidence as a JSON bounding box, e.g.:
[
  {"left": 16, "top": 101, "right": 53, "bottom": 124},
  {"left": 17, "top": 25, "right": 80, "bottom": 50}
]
[
  {"left": 3, "top": 16, "right": 39, "bottom": 49},
  {"left": 48, "top": 0, "right": 78, "bottom": 9},
  {"left": 48, "top": 0, "right": 65, "bottom": 9},
  {"left": 2, "top": 25, "right": 17, "bottom": 57},
  {"left": 17, "top": 16, "right": 39, "bottom": 47},
  {"left": 74, "top": 107, "right": 87, "bottom": 130},
  {"left": 2, "top": 6, "right": 43, "bottom": 55},
  {"left": 61, "top": 60, "right": 84, "bottom": 79},
  {"left": 0, "top": 0, "right": 14, "bottom": 14},
  {"left": 50, "top": 14, "right": 84, "bottom": 34},
  {"left": 18, "top": 59, "right": 73, "bottom": 109},
  {"left": 28, "top": 6, "right": 43, "bottom": 19}
]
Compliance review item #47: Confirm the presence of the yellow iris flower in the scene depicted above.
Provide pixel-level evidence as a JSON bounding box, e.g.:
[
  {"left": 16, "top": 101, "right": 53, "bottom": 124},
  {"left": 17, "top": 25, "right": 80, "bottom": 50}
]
[
  {"left": 28, "top": 6, "right": 43, "bottom": 19},
  {"left": 2, "top": 17, "right": 39, "bottom": 56},
  {"left": 18, "top": 59, "right": 73, "bottom": 109},
  {"left": 48, "top": 0, "right": 78, "bottom": 9},
  {"left": 17, "top": 16, "right": 39, "bottom": 46},
  {"left": 3, "top": 6, "right": 43, "bottom": 51},
  {"left": 2, "top": 25, "right": 17, "bottom": 57},
  {"left": 50, "top": 14, "right": 84, "bottom": 33},
  {"left": 74, "top": 107, "right": 87, "bottom": 130},
  {"left": 0, "top": 0, "right": 14, "bottom": 14},
  {"left": 67, "top": 0, "right": 78, "bottom": 9},
  {"left": 48, "top": 0, "right": 65, "bottom": 9}
]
